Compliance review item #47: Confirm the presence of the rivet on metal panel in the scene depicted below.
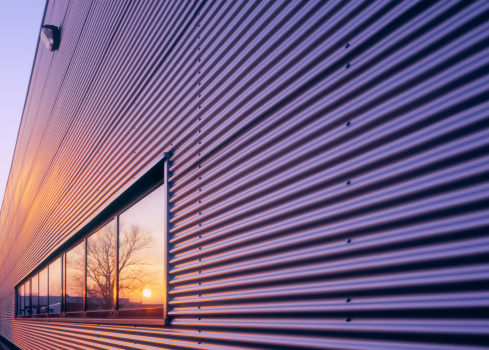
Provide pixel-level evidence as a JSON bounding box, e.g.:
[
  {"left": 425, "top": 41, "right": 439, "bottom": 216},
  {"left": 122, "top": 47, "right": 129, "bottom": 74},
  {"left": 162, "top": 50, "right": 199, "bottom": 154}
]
[
  {"left": 346, "top": 317, "right": 351, "bottom": 322},
  {"left": 345, "top": 43, "right": 350, "bottom": 48},
  {"left": 347, "top": 239, "right": 351, "bottom": 243},
  {"left": 346, "top": 180, "right": 351, "bottom": 185},
  {"left": 345, "top": 63, "right": 350, "bottom": 69},
  {"left": 346, "top": 298, "right": 351, "bottom": 302},
  {"left": 346, "top": 121, "right": 351, "bottom": 126}
]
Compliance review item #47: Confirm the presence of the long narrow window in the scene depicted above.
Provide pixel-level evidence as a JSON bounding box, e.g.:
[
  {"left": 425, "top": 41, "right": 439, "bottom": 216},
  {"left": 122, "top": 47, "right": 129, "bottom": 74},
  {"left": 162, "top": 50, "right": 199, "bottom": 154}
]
[
  {"left": 31, "top": 275, "right": 38, "bottom": 315},
  {"left": 16, "top": 156, "right": 169, "bottom": 323},
  {"left": 87, "top": 220, "right": 116, "bottom": 312},
  {"left": 65, "top": 241, "right": 84, "bottom": 312},
  {"left": 49, "top": 258, "right": 61, "bottom": 314},
  {"left": 39, "top": 268, "right": 48, "bottom": 314}
]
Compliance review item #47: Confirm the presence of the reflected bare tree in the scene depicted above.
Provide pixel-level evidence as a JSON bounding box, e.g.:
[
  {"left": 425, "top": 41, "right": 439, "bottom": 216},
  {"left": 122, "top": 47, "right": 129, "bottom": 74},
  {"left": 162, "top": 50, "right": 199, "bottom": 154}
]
[{"left": 69, "top": 222, "right": 156, "bottom": 309}]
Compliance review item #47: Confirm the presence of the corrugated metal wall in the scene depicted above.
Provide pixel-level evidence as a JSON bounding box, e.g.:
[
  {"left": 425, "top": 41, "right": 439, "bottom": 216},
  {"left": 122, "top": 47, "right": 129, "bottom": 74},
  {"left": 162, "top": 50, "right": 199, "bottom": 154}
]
[{"left": 1, "top": 0, "right": 489, "bottom": 349}]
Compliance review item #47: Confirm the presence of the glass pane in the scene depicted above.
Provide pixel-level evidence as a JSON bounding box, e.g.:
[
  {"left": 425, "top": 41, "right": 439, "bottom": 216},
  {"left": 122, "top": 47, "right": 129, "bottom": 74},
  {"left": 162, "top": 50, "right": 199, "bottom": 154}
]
[
  {"left": 25, "top": 280, "right": 31, "bottom": 316},
  {"left": 119, "top": 186, "right": 165, "bottom": 309},
  {"left": 49, "top": 258, "right": 61, "bottom": 313},
  {"left": 39, "top": 268, "right": 48, "bottom": 314},
  {"left": 87, "top": 220, "right": 116, "bottom": 310},
  {"left": 31, "top": 275, "right": 38, "bottom": 315},
  {"left": 19, "top": 284, "right": 24, "bottom": 316},
  {"left": 66, "top": 241, "right": 85, "bottom": 312}
]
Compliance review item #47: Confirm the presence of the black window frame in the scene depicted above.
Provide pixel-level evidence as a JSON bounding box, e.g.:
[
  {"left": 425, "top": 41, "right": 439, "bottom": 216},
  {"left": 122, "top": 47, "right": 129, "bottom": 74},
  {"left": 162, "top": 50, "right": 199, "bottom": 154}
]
[{"left": 15, "top": 154, "right": 171, "bottom": 326}]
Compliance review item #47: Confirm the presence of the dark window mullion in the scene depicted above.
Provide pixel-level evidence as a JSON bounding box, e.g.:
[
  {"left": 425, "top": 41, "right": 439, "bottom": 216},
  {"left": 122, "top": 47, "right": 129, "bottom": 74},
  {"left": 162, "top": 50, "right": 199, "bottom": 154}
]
[
  {"left": 115, "top": 215, "right": 119, "bottom": 312},
  {"left": 84, "top": 238, "right": 87, "bottom": 313}
]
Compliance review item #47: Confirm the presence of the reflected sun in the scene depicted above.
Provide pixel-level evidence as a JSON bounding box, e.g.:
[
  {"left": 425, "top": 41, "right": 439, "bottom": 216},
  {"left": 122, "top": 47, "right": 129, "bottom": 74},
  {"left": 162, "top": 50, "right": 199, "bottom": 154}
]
[{"left": 142, "top": 289, "right": 152, "bottom": 297}]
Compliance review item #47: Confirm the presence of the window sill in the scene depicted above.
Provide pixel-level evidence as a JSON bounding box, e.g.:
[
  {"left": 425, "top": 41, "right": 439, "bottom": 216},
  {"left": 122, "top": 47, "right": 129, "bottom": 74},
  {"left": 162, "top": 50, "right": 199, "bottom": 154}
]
[{"left": 15, "top": 317, "right": 168, "bottom": 326}]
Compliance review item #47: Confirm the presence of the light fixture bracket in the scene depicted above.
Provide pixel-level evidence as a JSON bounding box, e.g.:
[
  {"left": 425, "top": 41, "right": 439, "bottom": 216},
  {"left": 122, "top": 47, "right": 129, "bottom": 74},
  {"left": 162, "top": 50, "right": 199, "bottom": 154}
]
[{"left": 40, "top": 25, "right": 60, "bottom": 51}]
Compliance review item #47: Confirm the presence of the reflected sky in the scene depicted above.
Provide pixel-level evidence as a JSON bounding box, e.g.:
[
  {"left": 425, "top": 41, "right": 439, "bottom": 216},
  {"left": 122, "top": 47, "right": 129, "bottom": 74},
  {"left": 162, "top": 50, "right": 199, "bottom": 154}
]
[
  {"left": 49, "top": 258, "right": 61, "bottom": 313},
  {"left": 66, "top": 241, "right": 84, "bottom": 312}
]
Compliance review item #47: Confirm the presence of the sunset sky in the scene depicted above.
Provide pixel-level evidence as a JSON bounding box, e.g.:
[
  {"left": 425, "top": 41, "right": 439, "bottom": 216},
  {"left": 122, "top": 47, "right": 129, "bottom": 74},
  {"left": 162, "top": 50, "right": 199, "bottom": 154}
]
[{"left": 0, "top": 1, "right": 45, "bottom": 208}]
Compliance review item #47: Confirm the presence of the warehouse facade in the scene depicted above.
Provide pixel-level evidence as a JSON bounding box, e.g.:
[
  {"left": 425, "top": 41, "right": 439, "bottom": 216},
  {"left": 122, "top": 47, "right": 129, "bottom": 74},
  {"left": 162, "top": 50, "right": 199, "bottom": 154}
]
[{"left": 1, "top": 1, "right": 489, "bottom": 349}]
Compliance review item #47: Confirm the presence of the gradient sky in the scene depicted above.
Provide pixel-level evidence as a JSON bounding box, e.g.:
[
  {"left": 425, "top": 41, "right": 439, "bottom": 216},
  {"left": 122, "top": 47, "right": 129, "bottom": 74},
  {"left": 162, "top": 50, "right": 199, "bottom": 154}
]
[{"left": 0, "top": 1, "right": 45, "bottom": 208}]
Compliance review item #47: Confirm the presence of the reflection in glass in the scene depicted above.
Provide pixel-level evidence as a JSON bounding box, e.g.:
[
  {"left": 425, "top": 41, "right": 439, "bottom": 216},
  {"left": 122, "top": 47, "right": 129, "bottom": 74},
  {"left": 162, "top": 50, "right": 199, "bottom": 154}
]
[
  {"left": 119, "top": 186, "right": 165, "bottom": 309},
  {"left": 31, "top": 275, "right": 38, "bottom": 315},
  {"left": 66, "top": 241, "right": 85, "bottom": 312},
  {"left": 19, "top": 284, "right": 25, "bottom": 316},
  {"left": 25, "top": 281, "right": 31, "bottom": 315},
  {"left": 49, "top": 258, "right": 61, "bottom": 313},
  {"left": 39, "top": 268, "right": 48, "bottom": 314},
  {"left": 87, "top": 221, "right": 116, "bottom": 310}
]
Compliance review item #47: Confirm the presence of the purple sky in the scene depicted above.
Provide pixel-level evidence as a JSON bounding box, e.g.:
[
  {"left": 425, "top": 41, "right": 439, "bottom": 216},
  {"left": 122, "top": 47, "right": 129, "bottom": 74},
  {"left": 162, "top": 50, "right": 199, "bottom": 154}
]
[{"left": 0, "top": 1, "right": 45, "bottom": 208}]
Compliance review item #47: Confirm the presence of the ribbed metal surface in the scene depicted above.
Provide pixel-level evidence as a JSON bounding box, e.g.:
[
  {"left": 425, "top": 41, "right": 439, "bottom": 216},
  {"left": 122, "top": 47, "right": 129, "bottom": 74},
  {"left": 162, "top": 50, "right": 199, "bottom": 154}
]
[{"left": 1, "top": 0, "right": 489, "bottom": 349}]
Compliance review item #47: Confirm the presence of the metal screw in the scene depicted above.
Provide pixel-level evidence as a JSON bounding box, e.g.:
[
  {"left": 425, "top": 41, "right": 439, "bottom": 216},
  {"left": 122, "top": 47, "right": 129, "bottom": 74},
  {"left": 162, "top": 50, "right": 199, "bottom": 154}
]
[
  {"left": 346, "top": 180, "right": 351, "bottom": 185},
  {"left": 346, "top": 121, "right": 351, "bottom": 126},
  {"left": 345, "top": 63, "right": 350, "bottom": 69},
  {"left": 345, "top": 43, "right": 350, "bottom": 48}
]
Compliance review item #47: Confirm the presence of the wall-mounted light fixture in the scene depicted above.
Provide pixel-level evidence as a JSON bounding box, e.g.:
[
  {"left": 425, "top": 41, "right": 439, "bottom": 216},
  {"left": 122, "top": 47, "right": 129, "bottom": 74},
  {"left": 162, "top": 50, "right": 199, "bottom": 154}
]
[{"left": 40, "top": 25, "right": 60, "bottom": 51}]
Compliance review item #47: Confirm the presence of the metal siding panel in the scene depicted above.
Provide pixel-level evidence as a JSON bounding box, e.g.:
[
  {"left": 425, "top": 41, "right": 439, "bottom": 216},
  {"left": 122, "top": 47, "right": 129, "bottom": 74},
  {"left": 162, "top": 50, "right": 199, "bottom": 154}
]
[{"left": 1, "top": 0, "right": 489, "bottom": 349}]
